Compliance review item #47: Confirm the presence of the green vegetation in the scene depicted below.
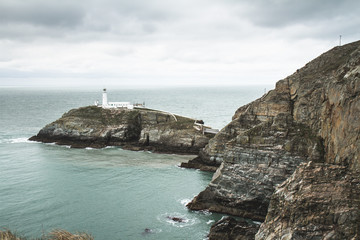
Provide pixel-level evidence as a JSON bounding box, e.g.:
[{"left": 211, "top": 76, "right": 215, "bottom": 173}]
[
  {"left": 63, "top": 106, "right": 103, "bottom": 120},
  {"left": 59, "top": 106, "right": 140, "bottom": 127},
  {"left": 0, "top": 229, "right": 94, "bottom": 240}
]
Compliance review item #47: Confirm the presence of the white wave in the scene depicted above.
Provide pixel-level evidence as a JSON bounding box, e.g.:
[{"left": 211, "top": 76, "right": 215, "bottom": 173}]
[
  {"left": 206, "top": 220, "right": 215, "bottom": 225},
  {"left": 0, "top": 137, "right": 34, "bottom": 144},
  {"left": 45, "top": 143, "right": 71, "bottom": 149},
  {"left": 85, "top": 147, "right": 94, "bottom": 150},
  {"left": 176, "top": 164, "right": 186, "bottom": 169},
  {"left": 196, "top": 210, "right": 212, "bottom": 216},
  {"left": 179, "top": 198, "right": 191, "bottom": 206},
  {"left": 105, "top": 146, "right": 116, "bottom": 149},
  {"left": 11, "top": 137, "right": 31, "bottom": 143}
]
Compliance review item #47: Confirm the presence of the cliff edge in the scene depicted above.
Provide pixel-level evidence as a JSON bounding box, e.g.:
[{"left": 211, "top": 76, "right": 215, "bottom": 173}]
[
  {"left": 29, "top": 106, "right": 212, "bottom": 154},
  {"left": 187, "top": 40, "right": 360, "bottom": 239}
]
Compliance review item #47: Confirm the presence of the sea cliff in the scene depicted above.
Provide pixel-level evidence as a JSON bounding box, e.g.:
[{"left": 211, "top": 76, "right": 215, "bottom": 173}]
[
  {"left": 186, "top": 40, "right": 360, "bottom": 239},
  {"left": 29, "top": 107, "right": 212, "bottom": 154}
]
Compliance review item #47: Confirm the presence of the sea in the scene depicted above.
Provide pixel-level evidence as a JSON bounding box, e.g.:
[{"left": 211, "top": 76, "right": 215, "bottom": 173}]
[{"left": 0, "top": 86, "right": 269, "bottom": 240}]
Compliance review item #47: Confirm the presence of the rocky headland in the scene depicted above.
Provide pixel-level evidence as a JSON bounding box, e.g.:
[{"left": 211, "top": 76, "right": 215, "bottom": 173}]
[
  {"left": 29, "top": 106, "right": 212, "bottom": 154},
  {"left": 185, "top": 40, "right": 360, "bottom": 239}
]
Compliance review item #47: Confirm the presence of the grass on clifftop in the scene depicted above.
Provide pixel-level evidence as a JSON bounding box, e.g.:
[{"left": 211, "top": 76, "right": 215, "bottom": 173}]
[
  {"left": 59, "top": 106, "right": 140, "bottom": 127},
  {"left": 59, "top": 106, "right": 199, "bottom": 132},
  {"left": 0, "top": 229, "right": 94, "bottom": 240}
]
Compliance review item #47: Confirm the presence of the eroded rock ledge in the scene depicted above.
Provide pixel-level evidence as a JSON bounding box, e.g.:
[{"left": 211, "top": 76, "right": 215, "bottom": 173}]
[
  {"left": 29, "top": 106, "right": 212, "bottom": 154},
  {"left": 208, "top": 217, "right": 260, "bottom": 240}
]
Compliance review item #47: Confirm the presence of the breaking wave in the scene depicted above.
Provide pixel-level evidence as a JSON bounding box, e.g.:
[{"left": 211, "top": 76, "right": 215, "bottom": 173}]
[
  {"left": 0, "top": 137, "right": 33, "bottom": 144},
  {"left": 179, "top": 198, "right": 192, "bottom": 207}
]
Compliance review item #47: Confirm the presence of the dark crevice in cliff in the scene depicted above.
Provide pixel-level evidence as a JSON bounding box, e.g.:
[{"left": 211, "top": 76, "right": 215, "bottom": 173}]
[{"left": 286, "top": 77, "right": 295, "bottom": 118}]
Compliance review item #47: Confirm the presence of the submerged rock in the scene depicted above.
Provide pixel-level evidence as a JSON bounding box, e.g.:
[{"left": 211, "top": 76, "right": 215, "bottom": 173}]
[
  {"left": 167, "top": 216, "right": 186, "bottom": 223},
  {"left": 29, "top": 106, "right": 212, "bottom": 154},
  {"left": 142, "top": 228, "right": 153, "bottom": 235}
]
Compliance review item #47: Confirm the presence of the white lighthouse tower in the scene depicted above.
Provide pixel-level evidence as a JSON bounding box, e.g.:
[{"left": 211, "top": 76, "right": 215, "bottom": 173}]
[{"left": 102, "top": 88, "right": 108, "bottom": 107}]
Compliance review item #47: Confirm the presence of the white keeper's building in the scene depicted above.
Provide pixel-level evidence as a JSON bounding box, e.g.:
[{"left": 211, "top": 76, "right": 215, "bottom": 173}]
[{"left": 95, "top": 89, "right": 134, "bottom": 109}]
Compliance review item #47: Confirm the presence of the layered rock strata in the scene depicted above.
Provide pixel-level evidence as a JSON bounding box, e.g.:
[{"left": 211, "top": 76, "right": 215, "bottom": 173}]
[
  {"left": 30, "top": 106, "right": 211, "bottom": 154},
  {"left": 187, "top": 80, "right": 325, "bottom": 220},
  {"left": 187, "top": 40, "right": 360, "bottom": 237},
  {"left": 187, "top": 111, "right": 322, "bottom": 220},
  {"left": 256, "top": 162, "right": 360, "bottom": 240}
]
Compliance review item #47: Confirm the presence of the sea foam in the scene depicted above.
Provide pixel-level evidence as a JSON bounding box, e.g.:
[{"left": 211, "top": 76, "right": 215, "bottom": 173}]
[{"left": 0, "top": 137, "right": 33, "bottom": 144}]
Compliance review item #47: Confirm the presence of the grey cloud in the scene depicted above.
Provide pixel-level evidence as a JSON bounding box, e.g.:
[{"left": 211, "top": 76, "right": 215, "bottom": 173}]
[
  {"left": 0, "top": 0, "right": 170, "bottom": 41},
  {"left": 98, "top": 0, "right": 177, "bottom": 21},
  {"left": 1, "top": 0, "right": 358, "bottom": 42},
  {"left": 240, "top": 0, "right": 360, "bottom": 28},
  {"left": 0, "top": 1, "right": 85, "bottom": 28}
]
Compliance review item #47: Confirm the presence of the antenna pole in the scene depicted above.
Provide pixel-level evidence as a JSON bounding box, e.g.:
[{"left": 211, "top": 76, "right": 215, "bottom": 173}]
[{"left": 339, "top": 35, "right": 342, "bottom": 46}]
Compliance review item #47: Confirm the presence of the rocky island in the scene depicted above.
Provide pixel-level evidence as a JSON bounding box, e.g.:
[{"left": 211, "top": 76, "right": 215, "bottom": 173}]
[
  {"left": 184, "top": 40, "right": 360, "bottom": 239},
  {"left": 29, "top": 105, "right": 213, "bottom": 154}
]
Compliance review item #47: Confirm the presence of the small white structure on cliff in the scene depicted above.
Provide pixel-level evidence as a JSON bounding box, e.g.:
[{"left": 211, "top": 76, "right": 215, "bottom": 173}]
[{"left": 95, "top": 88, "right": 134, "bottom": 109}]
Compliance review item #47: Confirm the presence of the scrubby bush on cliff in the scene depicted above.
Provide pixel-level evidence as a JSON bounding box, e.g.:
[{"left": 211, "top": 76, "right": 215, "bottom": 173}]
[{"left": 0, "top": 229, "right": 94, "bottom": 240}]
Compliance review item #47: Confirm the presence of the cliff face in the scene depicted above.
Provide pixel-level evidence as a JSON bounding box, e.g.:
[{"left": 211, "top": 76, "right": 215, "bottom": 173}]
[
  {"left": 187, "top": 85, "right": 323, "bottom": 219},
  {"left": 287, "top": 43, "right": 360, "bottom": 170},
  {"left": 197, "top": 40, "right": 360, "bottom": 169},
  {"left": 30, "top": 106, "right": 211, "bottom": 154},
  {"left": 188, "top": 40, "right": 360, "bottom": 238}
]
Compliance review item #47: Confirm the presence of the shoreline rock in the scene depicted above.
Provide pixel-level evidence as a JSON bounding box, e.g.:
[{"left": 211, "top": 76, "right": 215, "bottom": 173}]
[
  {"left": 208, "top": 217, "right": 260, "bottom": 240},
  {"left": 180, "top": 156, "right": 218, "bottom": 172}
]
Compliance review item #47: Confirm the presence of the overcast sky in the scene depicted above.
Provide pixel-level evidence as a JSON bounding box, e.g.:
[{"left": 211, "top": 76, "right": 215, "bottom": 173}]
[{"left": 0, "top": 0, "right": 359, "bottom": 88}]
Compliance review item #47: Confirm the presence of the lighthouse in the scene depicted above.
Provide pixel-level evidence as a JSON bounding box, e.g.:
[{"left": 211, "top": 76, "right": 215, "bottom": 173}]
[
  {"left": 102, "top": 88, "right": 108, "bottom": 107},
  {"left": 97, "top": 88, "right": 134, "bottom": 109}
]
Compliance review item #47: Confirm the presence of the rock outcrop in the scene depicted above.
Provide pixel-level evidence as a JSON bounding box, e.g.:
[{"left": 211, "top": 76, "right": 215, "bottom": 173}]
[
  {"left": 29, "top": 106, "right": 211, "bottom": 154},
  {"left": 208, "top": 217, "right": 259, "bottom": 240},
  {"left": 186, "top": 40, "right": 360, "bottom": 238},
  {"left": 256, "top": 162, "right": 360, "bottom": 240}
]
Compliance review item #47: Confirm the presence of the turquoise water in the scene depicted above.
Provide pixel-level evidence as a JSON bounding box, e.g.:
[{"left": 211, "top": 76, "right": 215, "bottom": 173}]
[{"left": 0, "top": 86, "right": 268, "bottom": 239}]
